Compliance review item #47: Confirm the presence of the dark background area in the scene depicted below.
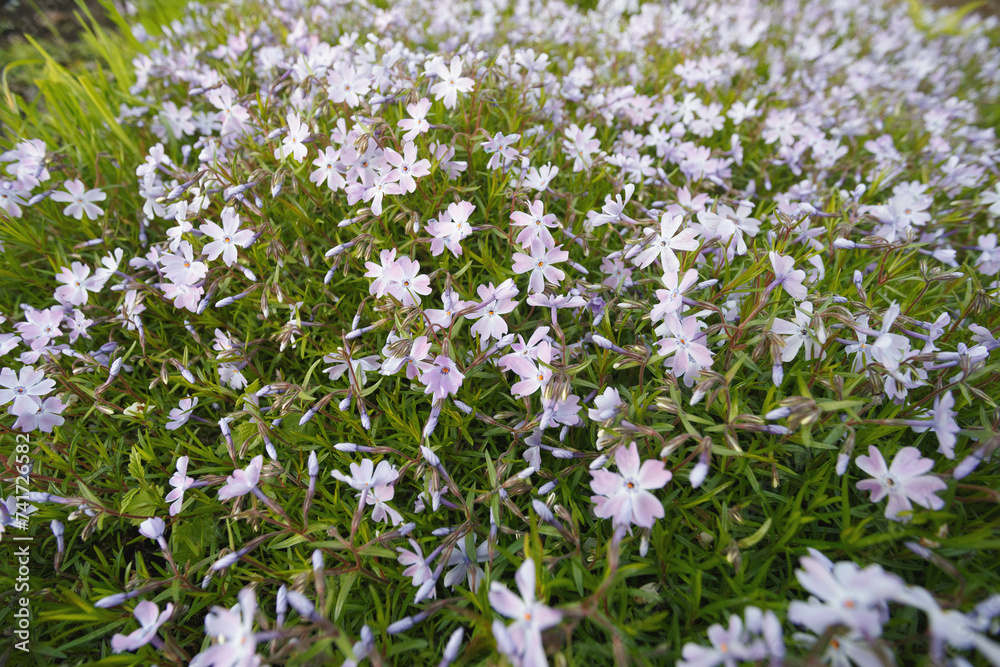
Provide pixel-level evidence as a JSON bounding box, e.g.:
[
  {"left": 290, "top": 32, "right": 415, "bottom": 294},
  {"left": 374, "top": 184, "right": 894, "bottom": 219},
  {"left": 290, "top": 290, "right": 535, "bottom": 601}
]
[{"left": 0, "top": 0, "right": 109, "bottom": 46}]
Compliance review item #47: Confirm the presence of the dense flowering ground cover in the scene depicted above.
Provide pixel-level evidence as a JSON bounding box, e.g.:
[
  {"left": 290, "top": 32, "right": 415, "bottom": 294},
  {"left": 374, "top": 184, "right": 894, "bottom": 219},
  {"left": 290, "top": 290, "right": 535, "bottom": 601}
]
[{"left": 2, "top": 0, "right": 1000, "bottom": 663}]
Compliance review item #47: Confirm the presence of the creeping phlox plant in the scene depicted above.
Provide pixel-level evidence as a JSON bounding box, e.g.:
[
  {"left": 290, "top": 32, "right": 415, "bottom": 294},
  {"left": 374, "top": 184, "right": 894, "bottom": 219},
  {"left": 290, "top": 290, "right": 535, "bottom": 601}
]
[{"left": 2, "top": 0, "right": 1000, "bottom": 663}]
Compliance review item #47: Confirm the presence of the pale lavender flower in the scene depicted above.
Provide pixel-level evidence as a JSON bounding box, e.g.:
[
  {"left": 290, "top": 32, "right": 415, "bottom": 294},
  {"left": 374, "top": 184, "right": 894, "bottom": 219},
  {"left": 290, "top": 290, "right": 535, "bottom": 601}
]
[
  {"left": 767, "top": 251, "right": 808, "bottom": 300},
  {"left": 111, "top": 601, "right": 173, "bottom": 653},
  {"left": 855, "top": 446, "right": 947, "bottom": 522},
  {"left": 588, "top": 387, "right": 622, "bottom": 421},
  {"left": 788, "top": 549, "right": 904, "bottom": 638},
  {"left": 908, "top": 391, "right": 961, "bottom": 459},
  {"left": 50, "top": 179, "right": 106, "bottom": 220},
  {"left": 165, "top": 397, "right": 198, "bottom": 430},
  {"left": 420, "top": 355, "right": 465, "bottom": 401},
  {"left": 444, "top": 535, "right": 489, "bottom": 591},
  {"left": 218, "top": 455, "right": 264, "bottom": 501},
  {"left": 511, "top": 240, "right": 568, "bottom": 294},
  {"left": 678, "top": 614, "right": 766, "bottom": 667},
  {"left": 488, "top": 558, "right": 563, "bottom": 667},
  {"left": 427, "top": 56, "right": 475, "bottom": 109},
  {"left": 590, "top": 441, "right": 672, "bottom": 529},
  {"left": 190, "top": 587, "right": 261, "bottom": 667},
  {"left": 630, "top": 214, "right": 699, "bottom": 271},
  {"left": 0, "top": 366, "right": 56, "bottom": 416},
  {"left": 274, "top": 112, "right": 309, "bottom": 162},
  {"left": 201, "top": 207, "right": 254, "bottom": 266},
  {"left": 165, "top": 456, "right": 195, "bottom": 516},
  {"left": 510, "top": 200, "right": 560, "bottom": 248}
]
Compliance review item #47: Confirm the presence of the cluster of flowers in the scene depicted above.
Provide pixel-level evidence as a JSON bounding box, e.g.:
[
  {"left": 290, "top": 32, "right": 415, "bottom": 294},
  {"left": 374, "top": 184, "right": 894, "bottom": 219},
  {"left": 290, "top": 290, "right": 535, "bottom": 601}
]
[{"left": 2, "top": 0, "right": 1000, "bottom": 663}]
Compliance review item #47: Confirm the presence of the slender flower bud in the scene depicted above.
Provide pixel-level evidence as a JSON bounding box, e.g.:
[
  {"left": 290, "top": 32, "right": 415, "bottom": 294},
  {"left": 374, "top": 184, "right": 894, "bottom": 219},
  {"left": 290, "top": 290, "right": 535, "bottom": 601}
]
[
  {"left": 287, "top": 591, "right": 321, "bottom": 621},
  {"left": 439, "top": 628, "right": 464, "bottom": 667},
  {"left": 690, "top": 449, "right": 710, "bottom": 488},
  {"left": 276, "top": 585, "right": 288, "bottom": 629},
  {"left": 589, "top": 453, "right": 608, "bottom": 470},
  {"left": 51, "top": 519, "right": 65, "bottom": 554}
]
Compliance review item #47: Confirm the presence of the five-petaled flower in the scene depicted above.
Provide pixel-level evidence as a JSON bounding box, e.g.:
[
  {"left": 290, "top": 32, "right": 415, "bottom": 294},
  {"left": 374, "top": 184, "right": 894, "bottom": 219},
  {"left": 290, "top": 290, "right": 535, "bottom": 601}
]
[{"left": 590, "top": 441, "right": 672, "bottom": 529}]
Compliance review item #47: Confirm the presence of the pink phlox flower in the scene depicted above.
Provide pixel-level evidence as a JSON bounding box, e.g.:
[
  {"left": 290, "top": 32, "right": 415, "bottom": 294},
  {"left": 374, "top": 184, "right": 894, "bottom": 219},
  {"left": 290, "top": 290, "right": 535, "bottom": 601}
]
[
  {"left": 327, "top": 63, "right": 371, "bottom": 107},
  {"left": 397, "top": 539, "right": 436, "bottom": 594},
  {"left": 587, "top": 183, "right": 635, "bottom": 228},
  {"left": 346, "top": 168, "right": 402, "bottom": 216},
  {"left": 511, "top": 239, "right": 568, "bottom": 293},
  {"left": 630, "top": 214, "right": 700, "bottom": 271},
  {"left": 331, "top": 458, "right": 399, "bottom": 494},
  {"left": 161, "top": 281, "right": 204, "bottom": 312},
  {"left": 771, "top": 301, "right": 825, "bottom": 363},
  {"left": 309, "top": 146, "right": 346, "bottom": 191},
  {"left": 111, "top": 601, "right": 174, "bottom": 654},
  {"left": 590, "top": 441, "right": 671, "bottom": 528},
  {"left": 341, "top": 143, "right": 386, "bottom": 185},
  {"left": 51, "top": 179, "right": 106, "bottom": 220},
  {"left": 217, "top": 455, "right": 264, "bottom": 501},
  {"left": 507, "top": 341, "right": 554, "bottom": 398},
  {"left": 383, "top": 142, "right": 431, "bottom": 194},
  {"left": 908, "top": 390, "right": 961, "bottom": 459},
  {"left": 655, "top": 314, "right": 714, "bottom": 387},
  {"left": 678, "top": 614, "right": 766, "bottom": 667},
  {"left": 601, "top": 256, "right": 634, "bottom": 290},
  {"left": 13, "top": 395, "right": 66, "bottom": 433},
  {"left": 444, "top": 535, "right": 489, "bottom": 591},
  {"left": 526, "top": 292, "right": 587, "bottom": 313},
  {"left": 382, "top": 256, "right": 432, "bottom": 306},
  {"left": 166, "top": 397, "right": 198, "bottom": 431},
  {"left": 844, "top": 314, "right": 874, "bottom": 373},
  {"left": 201, "top": 207, "right": 254, "bottom": 266},
  {"left": 893, "top": 585, "right": 1000, "bottom": 664},
  {"left": 767, "top": 251, "right": 808, "bottom": 300},
  {"left": 466, "top": 281, "right": 520, "bottom": 341},
  {"left": 425, "top": 288, "right": 475, "bottom": 329},
  {"left": 427, "top": 56, "right": 475, "bottom": 109},
  {"left": 0, "top": 365, "right": 56, "bottom": 416},
  {"left": 788, "top": 549, "right": 904, "bottom": 638},
  {"left": 855, "top": 446, "right": 947, "bottom": 522},
  {"left": 364, "top": 248, "right": 399, "bottom": 298},
  {"left": 511, "top": 200, "right": 560, "bottom": 248},
  {"left": 398, "top": 98, "right": 431, "bottom": 142},
  {"left": 650, "top": 269, "right": 699, "bottom": 322},
  {"left": 366, "top": 483, "right": 404, "bottom": 526},
  {"left": 54, "top": 262, "right": 101, "bottom": 306},
  {"left": 482, "top": 131, "right": 522, "bottom": 171},
  {"left": 428, "top": 201, "right": 475, "bottom": 257},
  {"left": 429, "top": 142, "right": 467, "bottom": 179},
  {"left": 563, "top": 123, "right": 602, "bottom": 172},
  {"left": 498, "top": 326, "right": 552, "bottom": 373},
  {"left": 588, "top": 387, "right": 622, "bottom": 421},
  {"left": 695, "top": 201, "right": 760, "bottom": 259},
  {"left": 323, "top": 350, "right": 381, "bottom": 386},
  {"left": 539, "top": 394, "right": 583, "bottom": 429},
  {"left": 190, "top": 587, "right": 261, "bottom": 667},
  {"left": 165, "top": 456, "right": 195, "bottom": 516},
  {"left": 420, "top": 354, "right": 465, "bottom": 401},
  {"left": 488, "top": 558, "right": 563, "bottom": 667},
  {"left": 869, "top": 302, "right": 911, "bottom": 374},
  {"left": 523, "top": 163, "right": 558, "bottom": 191},
  {"left": 380, "top": 333, "right": 433, "bottom": 379},
  {"left": 161, "top": 240, "right": 208, "bottom": 285},
  {"left": 274, "top": 112, "right": 309, "bottom": 163}
]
